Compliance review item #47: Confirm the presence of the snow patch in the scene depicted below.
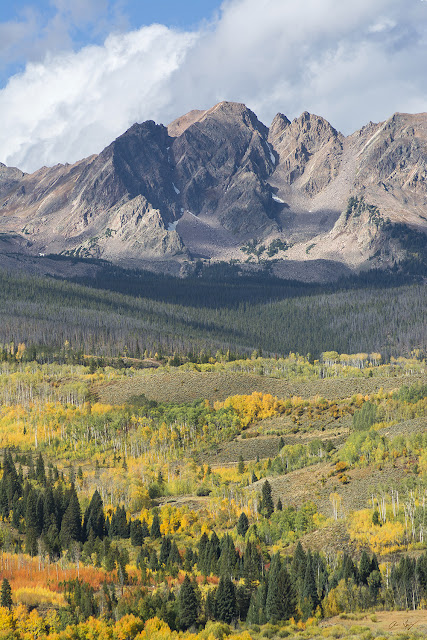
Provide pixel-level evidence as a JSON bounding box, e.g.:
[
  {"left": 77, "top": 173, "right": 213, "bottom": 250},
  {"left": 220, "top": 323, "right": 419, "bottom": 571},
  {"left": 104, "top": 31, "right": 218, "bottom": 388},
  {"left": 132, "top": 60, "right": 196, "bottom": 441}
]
[
  {"left": 167, "top": 220, "right": 179, "bottom": 231},
  {"left": 268, "top": 143, "right": 276, "bottom": 165},
  {"left": 172, "top": 182, "right": 180, "bottom": 194},
  {"left": 272, "top": 195, "right": 285, "bottom": 203}
]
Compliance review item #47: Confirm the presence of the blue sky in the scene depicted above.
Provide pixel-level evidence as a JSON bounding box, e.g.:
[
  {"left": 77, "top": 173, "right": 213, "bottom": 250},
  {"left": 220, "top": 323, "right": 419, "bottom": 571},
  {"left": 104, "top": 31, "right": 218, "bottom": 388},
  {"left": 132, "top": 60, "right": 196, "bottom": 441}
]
[
  {"left": 1, "top": 0, "right": 427, "bottom": 172},
  {"left": 0, "top": 0, "right": 223, "bottom": 87}
]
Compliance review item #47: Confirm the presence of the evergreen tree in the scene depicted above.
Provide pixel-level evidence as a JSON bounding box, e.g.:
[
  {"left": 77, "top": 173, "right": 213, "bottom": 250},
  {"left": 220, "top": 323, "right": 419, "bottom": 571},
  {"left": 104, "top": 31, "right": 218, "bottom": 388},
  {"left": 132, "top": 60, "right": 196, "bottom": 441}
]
[
  {"left": 260, "top": 480, "right": 274, "bottom": 518},
  {"left": 237, "top": 512, "right": 249, "bottom": 536},
  {"left": 205, "top": 589, "right": 216, "bottom": 620},
  {"left": 184, "top": 547, "right": 195, "bottom": 572},
  {"left": 215, "top": 576, "right": 237, "bottom": 623},
  {"left": 244, "top": 540, "right": 262, "bottom": 588},
  {"left": 140, "top": 518, "right": 150, "bottom": 540},
  {"left": 276, "top": 498, "right": 283, "bottom": 511},
  {"left": 60, "top": 487, "right": 82, "bottom": 546},
  {"left": 169, "top": 541, "right": 181, "bottom": 566},
  {"left": 291, "top": 541, "right": 306, "bottom": 599},
  {"left": 266, "top": 554, "right": 296, "bottom": 623},
  {"left": 359, "top": 550, "right": 371, "bottom": 585},
  {"left": 0, "top": 578, "right": 12, "bottom": 609},
  {"left": 159, "top": 536, "right": 172, "bottom": 566},
  {"left": 301, "top": 550, "right": 320, "bottom": 618},
  {"left": 36, "top": 452, "right": 46, "bottom": 485},
  {"left": 218, "top": 535, "right": 238, "bottom": 579},
  {"left": 149, "top": 550, "right": 159, "bottom": 572},
  {"left": 83, "top": 490, "right": 105, "bottom": 540},
  {"left": 150, "top": 513, "right": 161, "bottom": 539},
  {"left": 178, "top": 575, "right": 199, "bottom": 630},
  {"left": 130, "top": 520, "right": 143, "bottom": 546},
  {"left": 237, "top": 455, "right": 245, "bottom": 474}
]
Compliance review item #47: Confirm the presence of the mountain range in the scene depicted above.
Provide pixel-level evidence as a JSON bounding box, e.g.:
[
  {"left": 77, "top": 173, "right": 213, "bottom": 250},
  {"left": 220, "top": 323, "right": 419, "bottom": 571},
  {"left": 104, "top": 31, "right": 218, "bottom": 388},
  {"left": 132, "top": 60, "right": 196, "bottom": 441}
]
[{"left": 1, "top": 101, "right": 426, "bottom": 281}]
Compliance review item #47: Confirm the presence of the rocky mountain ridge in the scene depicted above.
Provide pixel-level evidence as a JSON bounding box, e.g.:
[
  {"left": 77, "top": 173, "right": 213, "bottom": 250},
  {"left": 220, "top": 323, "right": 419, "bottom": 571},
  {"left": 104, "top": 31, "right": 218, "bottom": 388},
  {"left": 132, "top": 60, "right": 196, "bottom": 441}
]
[{"left": 0, "top": 101, "right": 426, "bottom": 280}]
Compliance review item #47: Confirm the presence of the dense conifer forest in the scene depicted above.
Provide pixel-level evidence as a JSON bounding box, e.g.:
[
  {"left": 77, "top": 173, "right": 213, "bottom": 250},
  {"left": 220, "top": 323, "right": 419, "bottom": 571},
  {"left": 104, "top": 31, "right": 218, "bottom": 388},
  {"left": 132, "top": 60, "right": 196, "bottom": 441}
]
[{"left": 0, "top": 264, "right": 425, "bottom": 362}]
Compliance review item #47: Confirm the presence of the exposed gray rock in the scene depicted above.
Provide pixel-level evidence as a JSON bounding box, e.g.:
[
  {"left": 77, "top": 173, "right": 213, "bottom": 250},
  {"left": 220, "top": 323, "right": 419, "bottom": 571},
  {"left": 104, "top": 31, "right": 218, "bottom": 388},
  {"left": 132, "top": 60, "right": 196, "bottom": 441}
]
[{"left": 0, "top": 102, "right": 426, "bottom": 278}]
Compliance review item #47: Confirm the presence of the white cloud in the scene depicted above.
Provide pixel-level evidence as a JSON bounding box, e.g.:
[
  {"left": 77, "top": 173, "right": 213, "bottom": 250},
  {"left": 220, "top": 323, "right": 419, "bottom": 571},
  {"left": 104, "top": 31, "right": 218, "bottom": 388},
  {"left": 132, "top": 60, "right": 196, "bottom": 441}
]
[
  {"left": 0, "top": 0, "right": 426, "bottom": 172},
  {"left": 0, "top": 26, "right": 196, "bottom": 171}
]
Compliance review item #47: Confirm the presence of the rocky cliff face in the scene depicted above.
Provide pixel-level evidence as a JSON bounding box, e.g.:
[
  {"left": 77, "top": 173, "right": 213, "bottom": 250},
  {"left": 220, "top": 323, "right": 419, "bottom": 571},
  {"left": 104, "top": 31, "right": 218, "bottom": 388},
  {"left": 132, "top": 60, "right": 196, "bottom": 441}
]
[{"left": 0, "top": 102, "right": 426, "bottom": 278}]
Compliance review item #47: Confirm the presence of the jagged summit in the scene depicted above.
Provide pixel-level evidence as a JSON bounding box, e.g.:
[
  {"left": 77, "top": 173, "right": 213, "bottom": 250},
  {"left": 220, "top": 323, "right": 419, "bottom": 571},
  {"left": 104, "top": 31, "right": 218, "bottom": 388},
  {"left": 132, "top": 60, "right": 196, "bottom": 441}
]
[{"left": 0, "top": 100, "right": 426, "bottom": 280}]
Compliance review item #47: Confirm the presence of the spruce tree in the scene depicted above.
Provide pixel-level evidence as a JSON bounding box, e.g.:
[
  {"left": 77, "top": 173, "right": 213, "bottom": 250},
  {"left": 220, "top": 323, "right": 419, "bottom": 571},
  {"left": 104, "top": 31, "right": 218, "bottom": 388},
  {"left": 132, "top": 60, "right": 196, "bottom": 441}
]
[
  {"left": 266, "top": 554, "right": 296, "bottom": 623},
  {"left": 215, "top": 576, "right": 237, "bottom": 623},
  {"left": 140, "top": 518, "right": 149, "bottom": 540},
  {"left": 159, "top": 536, "right": 172, "bottom": 566},
  {"left": 260, "top": 480, "right": 274, "bottom": 518},
  {"left": 169, "top": 541, "right": 181, "bottom": 566},
  {"left": 1, "top": 578, "right": 12, "bottom": 609},
  {"left": 291, "top": 541, "right": 306, "bottom": 593},
  {"left": 60, "top": 488, "right": 82, "bottom": 547},
  {"left": 302, "top": 550, "right": 319, "bottom": 618},
  {"left": 25, "top": 489, "right": 38, "bottom": 532},
  {"left": 359, "top": 550, "right": 371, "bottom": 585},
  {"left": 36, "top": 453, "right": 46, "bottom": 485},
  {"left": 178, "top": 575, "right": 199, "bottom": 630},
  {"left": 150, "top": 513, "right": 161, "bottom": 539},
  {"left": 83, "top": 490, "right": 105, "bottom": 540},
  {"left": 205, "top": 589, "right": 216, "bottom": 620},
  {"left": 237, "top": 455, "right": 245, "bottom": 474},
  {"left": 184, "top": 547, "right": 195, "bottom": 572},
  {"left": 237, "top": 512, "right": 249, "bottom": 536},
  {"left": 130, "top": 520, "right": 143, "bottom": 546}
]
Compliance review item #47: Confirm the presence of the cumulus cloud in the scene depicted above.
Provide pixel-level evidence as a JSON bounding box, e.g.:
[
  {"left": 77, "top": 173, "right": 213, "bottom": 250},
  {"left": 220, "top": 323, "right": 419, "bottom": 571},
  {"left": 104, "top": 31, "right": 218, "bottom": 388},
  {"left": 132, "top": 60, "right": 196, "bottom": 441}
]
[{"left": 1, "top": 0, "right": 426, "bottom": 172}]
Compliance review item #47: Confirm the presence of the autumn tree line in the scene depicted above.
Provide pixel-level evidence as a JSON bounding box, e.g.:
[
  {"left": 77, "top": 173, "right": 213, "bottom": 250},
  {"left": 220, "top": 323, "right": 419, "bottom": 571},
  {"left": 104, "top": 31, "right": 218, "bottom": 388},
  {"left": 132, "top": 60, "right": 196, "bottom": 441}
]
[{"left": 2, "top": 447, "right": 427, "bottom": 631}]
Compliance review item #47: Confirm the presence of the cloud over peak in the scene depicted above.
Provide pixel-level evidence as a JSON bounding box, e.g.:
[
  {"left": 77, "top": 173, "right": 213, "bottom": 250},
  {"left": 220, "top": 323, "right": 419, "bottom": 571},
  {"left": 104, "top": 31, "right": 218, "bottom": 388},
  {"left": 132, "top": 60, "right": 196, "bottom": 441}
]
[{"left": 1, "top": 0, "right": 426, "bottom": 172}]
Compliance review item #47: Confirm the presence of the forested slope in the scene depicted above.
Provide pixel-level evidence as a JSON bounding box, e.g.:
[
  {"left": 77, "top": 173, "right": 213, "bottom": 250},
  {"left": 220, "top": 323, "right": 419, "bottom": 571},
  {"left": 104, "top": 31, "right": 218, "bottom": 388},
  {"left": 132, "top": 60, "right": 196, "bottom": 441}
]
[{"left": 0, "top": 267, "right": 425, "bottom": 361}]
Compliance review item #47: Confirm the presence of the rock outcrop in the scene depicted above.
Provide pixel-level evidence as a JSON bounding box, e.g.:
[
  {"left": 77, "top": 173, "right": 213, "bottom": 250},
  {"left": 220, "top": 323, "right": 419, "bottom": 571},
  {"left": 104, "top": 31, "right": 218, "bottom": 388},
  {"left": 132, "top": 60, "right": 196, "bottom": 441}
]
[{"left": 0, "top": 102, "right": 426, "bottom": 277}]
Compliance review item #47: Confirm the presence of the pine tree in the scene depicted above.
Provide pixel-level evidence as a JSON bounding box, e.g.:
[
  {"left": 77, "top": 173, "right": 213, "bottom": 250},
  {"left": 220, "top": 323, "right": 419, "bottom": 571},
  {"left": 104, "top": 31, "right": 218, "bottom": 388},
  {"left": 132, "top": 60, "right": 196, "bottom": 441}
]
[
  {"left": 276, "top": 498, "right": 283, "bottom": 511},
  {"left": 1, "top": 578, "right": 12, "bottom": 609},
  {"left": 218, "top": 535, "right": 238, "bottom": 579},
  {"left": 301, "top": 550, "right": 319, "bottom": 618},
  {"left": 169, "top": 541, "right": 181, "bottom": 566},
  {"left": 184, "top": 547, "right": 195, "bottom": 572},
  {"left": 83, "top": 490, "right": 105, "bottom": 540},
  {"left": 36, "top": 453, "right": 46, "bottom": 485},
  {"left": 159, "top": 536, "right": 172, "bottom": 566},
  {"left": 60, "top": 487, "right": 82, "bottom": 546},
  {"left": 25, "top": 489, "right": 38, "bottom": 532},
  {"left": 244, "top": 540, "right": 262, "bottom": 588},
  {"left": 260, "top": 480, "right": 274, "bottom": 518},
  {"left": 291, "top": 541, "right": 306, "bottom": 600},
  {"left": 359, "top": 550, "right": 371, "bottom": 585},
  {"left": 205, "top": 589, "right": 216, "bottom": 620},
  {"left": 178, "top": 575, "right": 199, "bottom": 630},
  {"left": 130, "top": 520, "right": 143, "bottom": 546},
  {"left": 150, "top": 513, "right": 161, "bottom": 539},
  {"left": 237, "top": 512, "right": 249, "bottom": 536},
  {"left": 140, "top": 519, "right": 149, "bottom": 540},
  {"left": 215, "top": 576, "right": 237, "bottom": 623},
  {"left": 266, "top": 554, "right": 296, "bottom": 623},
  {"left": 237, "top": 455, "right": 245, "bottom": 474}
]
